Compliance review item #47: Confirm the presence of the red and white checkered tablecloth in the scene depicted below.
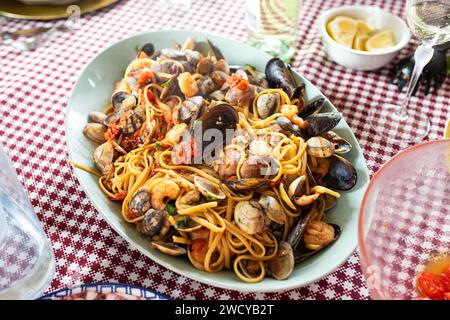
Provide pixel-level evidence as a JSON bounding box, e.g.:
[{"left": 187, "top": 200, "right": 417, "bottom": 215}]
[{"left": 0, "top": 0, "right": 448, "bottom": 300}]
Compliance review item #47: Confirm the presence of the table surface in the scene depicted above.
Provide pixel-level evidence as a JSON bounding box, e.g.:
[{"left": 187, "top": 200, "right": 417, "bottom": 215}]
[{"left": 0, "top": 0, "right": 448, "bottom": 300}]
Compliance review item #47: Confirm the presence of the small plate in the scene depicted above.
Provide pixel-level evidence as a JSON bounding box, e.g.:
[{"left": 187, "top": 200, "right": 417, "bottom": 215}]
[
  {"left": 39, "top": 283, "right": 169, "bottom": 300},
  {"left": 0, "top": 0, "right": 119, "bottom": 21}
]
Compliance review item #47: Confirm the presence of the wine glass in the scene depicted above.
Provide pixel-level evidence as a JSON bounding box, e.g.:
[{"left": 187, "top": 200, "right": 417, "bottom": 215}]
[
  {"left": 358, "top": 139, "right": 450, "bottom": 299},
  {"left": 369, "top": 0, "right": 450, "bottom": 144}
]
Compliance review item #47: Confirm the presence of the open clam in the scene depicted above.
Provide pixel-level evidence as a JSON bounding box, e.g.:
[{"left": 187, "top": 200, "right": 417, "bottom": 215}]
[
  {"left": 321, "top": 131, "right": 352, "bottom": 154},
  {"left": 234, "top": 200, "right": 266, "bottom": 235},
  {"left": 150, "top": 241, "right": 187, "bottom": 256},
  {"left": 267, "top": 241, "right": 294, "bottom": 280},
  {"left": 112, "top": 91, "right": 137, "bottom": 111},
  {"left": 194, "top": 176, "right": 226, "bottom": 200}
]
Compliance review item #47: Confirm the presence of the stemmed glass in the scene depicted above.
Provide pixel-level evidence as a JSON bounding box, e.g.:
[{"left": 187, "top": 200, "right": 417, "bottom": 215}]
[{"left": 369, "top": 0, "right": 450, "bottom": 143}]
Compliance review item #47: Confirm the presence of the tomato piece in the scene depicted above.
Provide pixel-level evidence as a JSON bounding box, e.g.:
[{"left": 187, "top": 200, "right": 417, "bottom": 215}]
[
  {"left": 417, "top": 272, "right": 445, "bottom": 299},
  {"left": 146, "top": 88, "right": 155, "bottom": 102},
  {"left": 137, "top": 70, "right": 154, "bottom": 86},
  {"left": 440, "top": 266, "right": 450, "bottom": 291},
  {"left": 236, "top": 79, "right": 249, "bottom": 90},
  {"left": 191, "top": 239, "right": 208, "bottom": 263},
  {"left": 164, "top": 111, "right": 174, "bottom": 127}
]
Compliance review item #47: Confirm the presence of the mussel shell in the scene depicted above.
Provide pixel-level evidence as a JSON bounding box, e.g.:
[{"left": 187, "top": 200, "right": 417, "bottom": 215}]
[
  {"left": 323, "top": 154, "right": 357, "bottom": 191},
  {"left": 323, "top": 193, "right": 338, "bottom": 211},
  {"left": 293, "top": 224, "right": 341, "bottom": 264},
  {"left": 224, "top": 178, "right": 270, "bottom": 192},
  {"left": 304, "top": 112, "right": 342, "bottom": 137},
  {"left": 299, "top": 97, "right": 326, "bottom": 118},
  {"left": 199, "top": 104, "right": 238, "bottom": 150},
  {"left": 265, "top": 58, "right": 301, "bottom": 99},
  {"left": 140, "top": 43, "right": 155, "bottom": 57},
  {"left": 285, "top": 204, "right": 315, "bottom": 249}
]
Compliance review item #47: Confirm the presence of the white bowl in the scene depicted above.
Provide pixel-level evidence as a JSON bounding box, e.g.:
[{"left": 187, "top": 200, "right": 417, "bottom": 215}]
[
  {"left": 66, "top": 30, "right": 370, "bottom": 292},
  {"left": 318, "top": 5, "right": 411, "bottom": 71}
]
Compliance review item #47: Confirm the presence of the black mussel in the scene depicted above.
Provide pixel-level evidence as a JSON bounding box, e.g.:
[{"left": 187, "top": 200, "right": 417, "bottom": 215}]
[
  {"left": 160, "top": 48, "right": 186, "bottom": 61},
  {"left": 224, "top": 178, "right": 270, "bottom": 192},
  {"left": 207, "top": 39, "right": 225, "bottom": 60},
  {"left": 265, "top": 58, "right": 303, "bottom": 99},
  {"left": 285, "top": 205, "right": 314, "bottom": 249},
  {"left": 299, "top": 97, "right": 326, "bottom": 118},
  {"left": 293, "top": 223, "right": 341, "bottom": 264},
  {"left": 112, "top": 91, "right": 137, "bottom": 112},
  {"left": 323, "top": 193, "right": 338, "bottom": 211},
  {"left": 276, "top": 117, "right": 302, "bottom": 136},
  {"left": 321, "top": 131, "right": 352, "bottom": 154},
  {"left": 198, "top": 103, "right": 238, "bottom": 151},
  {"left": 139, "top": 43, "right": 155, "bottom": 57},
  {"left": 323, "top": 154, "right": 357, "bottom": 191},
  {"left": 267, "top": 221, "right": 284, "bottom": 241},
  {"left": 304, "top": 112, "right": 342, "bottom": 137}
]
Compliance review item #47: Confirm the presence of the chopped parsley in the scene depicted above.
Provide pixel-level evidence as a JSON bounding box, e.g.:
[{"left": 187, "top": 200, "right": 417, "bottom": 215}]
[
  {"left": 176, "top": 218, "right": 189, "bottom": 229},
  {"left": 165, "top": 203, "right": 176, "bottom": 216}
]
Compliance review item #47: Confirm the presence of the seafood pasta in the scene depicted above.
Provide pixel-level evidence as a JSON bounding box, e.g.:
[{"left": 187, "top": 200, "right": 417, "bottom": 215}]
[{"left": 79, "top": 38, "right": 357, "bottom": 283}]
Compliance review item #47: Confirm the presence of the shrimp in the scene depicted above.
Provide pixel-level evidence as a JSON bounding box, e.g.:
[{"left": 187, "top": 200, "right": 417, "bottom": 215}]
[
  {"left": 178, "top": 72, "right": 199, "bottom": 98},
  {"left": 303, "top": 220, "right": 335, "bottom": 250},
  {"left": 151, "top": 180, "right": 180, "bottom": 209},
  {"left": 165, "top": 123, "right": 188, "bottom": 145},
  {"left": 294, "top": 193, "right": 320, "bottom": 207}
]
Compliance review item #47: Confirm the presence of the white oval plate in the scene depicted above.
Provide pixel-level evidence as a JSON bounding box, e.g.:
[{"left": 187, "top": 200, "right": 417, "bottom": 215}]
[{"left": 66, "top": 30, "right": 370, "bottom": 293}]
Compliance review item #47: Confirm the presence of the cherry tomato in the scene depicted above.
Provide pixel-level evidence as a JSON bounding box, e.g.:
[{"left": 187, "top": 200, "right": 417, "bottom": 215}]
[
  {"left": 191, "top": 239, "right": 207, "bottom": 263},
  {"left": 137, "top": 70, "right": 153, "bottom": 86},
  {"left": 440, "top": 266, "right": 450, "bottom": 291},
  {"left": 417, "top": 272, "right": 445, "bottom": 299}
]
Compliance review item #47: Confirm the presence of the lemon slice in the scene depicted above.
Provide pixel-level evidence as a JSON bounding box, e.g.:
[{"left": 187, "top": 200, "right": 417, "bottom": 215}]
[
  {"left": 365, "top": 30, "right": 396, "bottom": 51},
  {"left": 326, "top": 16, "right": 358, "bottom": 48},
  {"left": 444, "top": 119, "right": 450, "bottom": 139},
  {"left": 353, "top": 33, "right": 369, "bottom": 51},
  {"left": 356, "top": 20, "right": 374, "bottom": 34}
]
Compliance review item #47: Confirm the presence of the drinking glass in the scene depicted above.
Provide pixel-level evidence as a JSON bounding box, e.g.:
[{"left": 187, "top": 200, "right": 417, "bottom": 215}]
[
  {"left": 368, "top": 0, "right": 450, "bottom": 143},
  {"left": 245, "top": 0, "right": 302, "bottom": 62},
  {"left": 0, "top": 144, "right": 55, "bottom": 300},
  {"left": 358, "top": 139, "right": 450, "bottom": 299}
]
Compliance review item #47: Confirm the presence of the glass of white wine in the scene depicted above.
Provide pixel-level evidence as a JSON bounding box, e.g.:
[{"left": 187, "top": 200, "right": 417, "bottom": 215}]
[{"left": 369, "top": 0, "right": 450, "bottom": 144}]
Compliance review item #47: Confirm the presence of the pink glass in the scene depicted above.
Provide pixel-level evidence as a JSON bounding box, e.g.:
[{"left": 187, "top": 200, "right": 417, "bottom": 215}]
[{"left": 358, "top": 139, "right": 450, "bottom": 300}]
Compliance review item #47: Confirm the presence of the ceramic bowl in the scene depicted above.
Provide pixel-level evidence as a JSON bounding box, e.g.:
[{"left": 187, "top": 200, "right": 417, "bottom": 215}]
[{"left": 318, "top": 5, "right": 411, "bottom": 71}]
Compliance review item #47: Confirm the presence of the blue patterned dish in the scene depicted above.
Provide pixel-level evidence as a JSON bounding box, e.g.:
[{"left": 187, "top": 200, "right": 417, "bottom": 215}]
[{"left": 39, "top": 283, "right": 168, "bottom": 300}]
